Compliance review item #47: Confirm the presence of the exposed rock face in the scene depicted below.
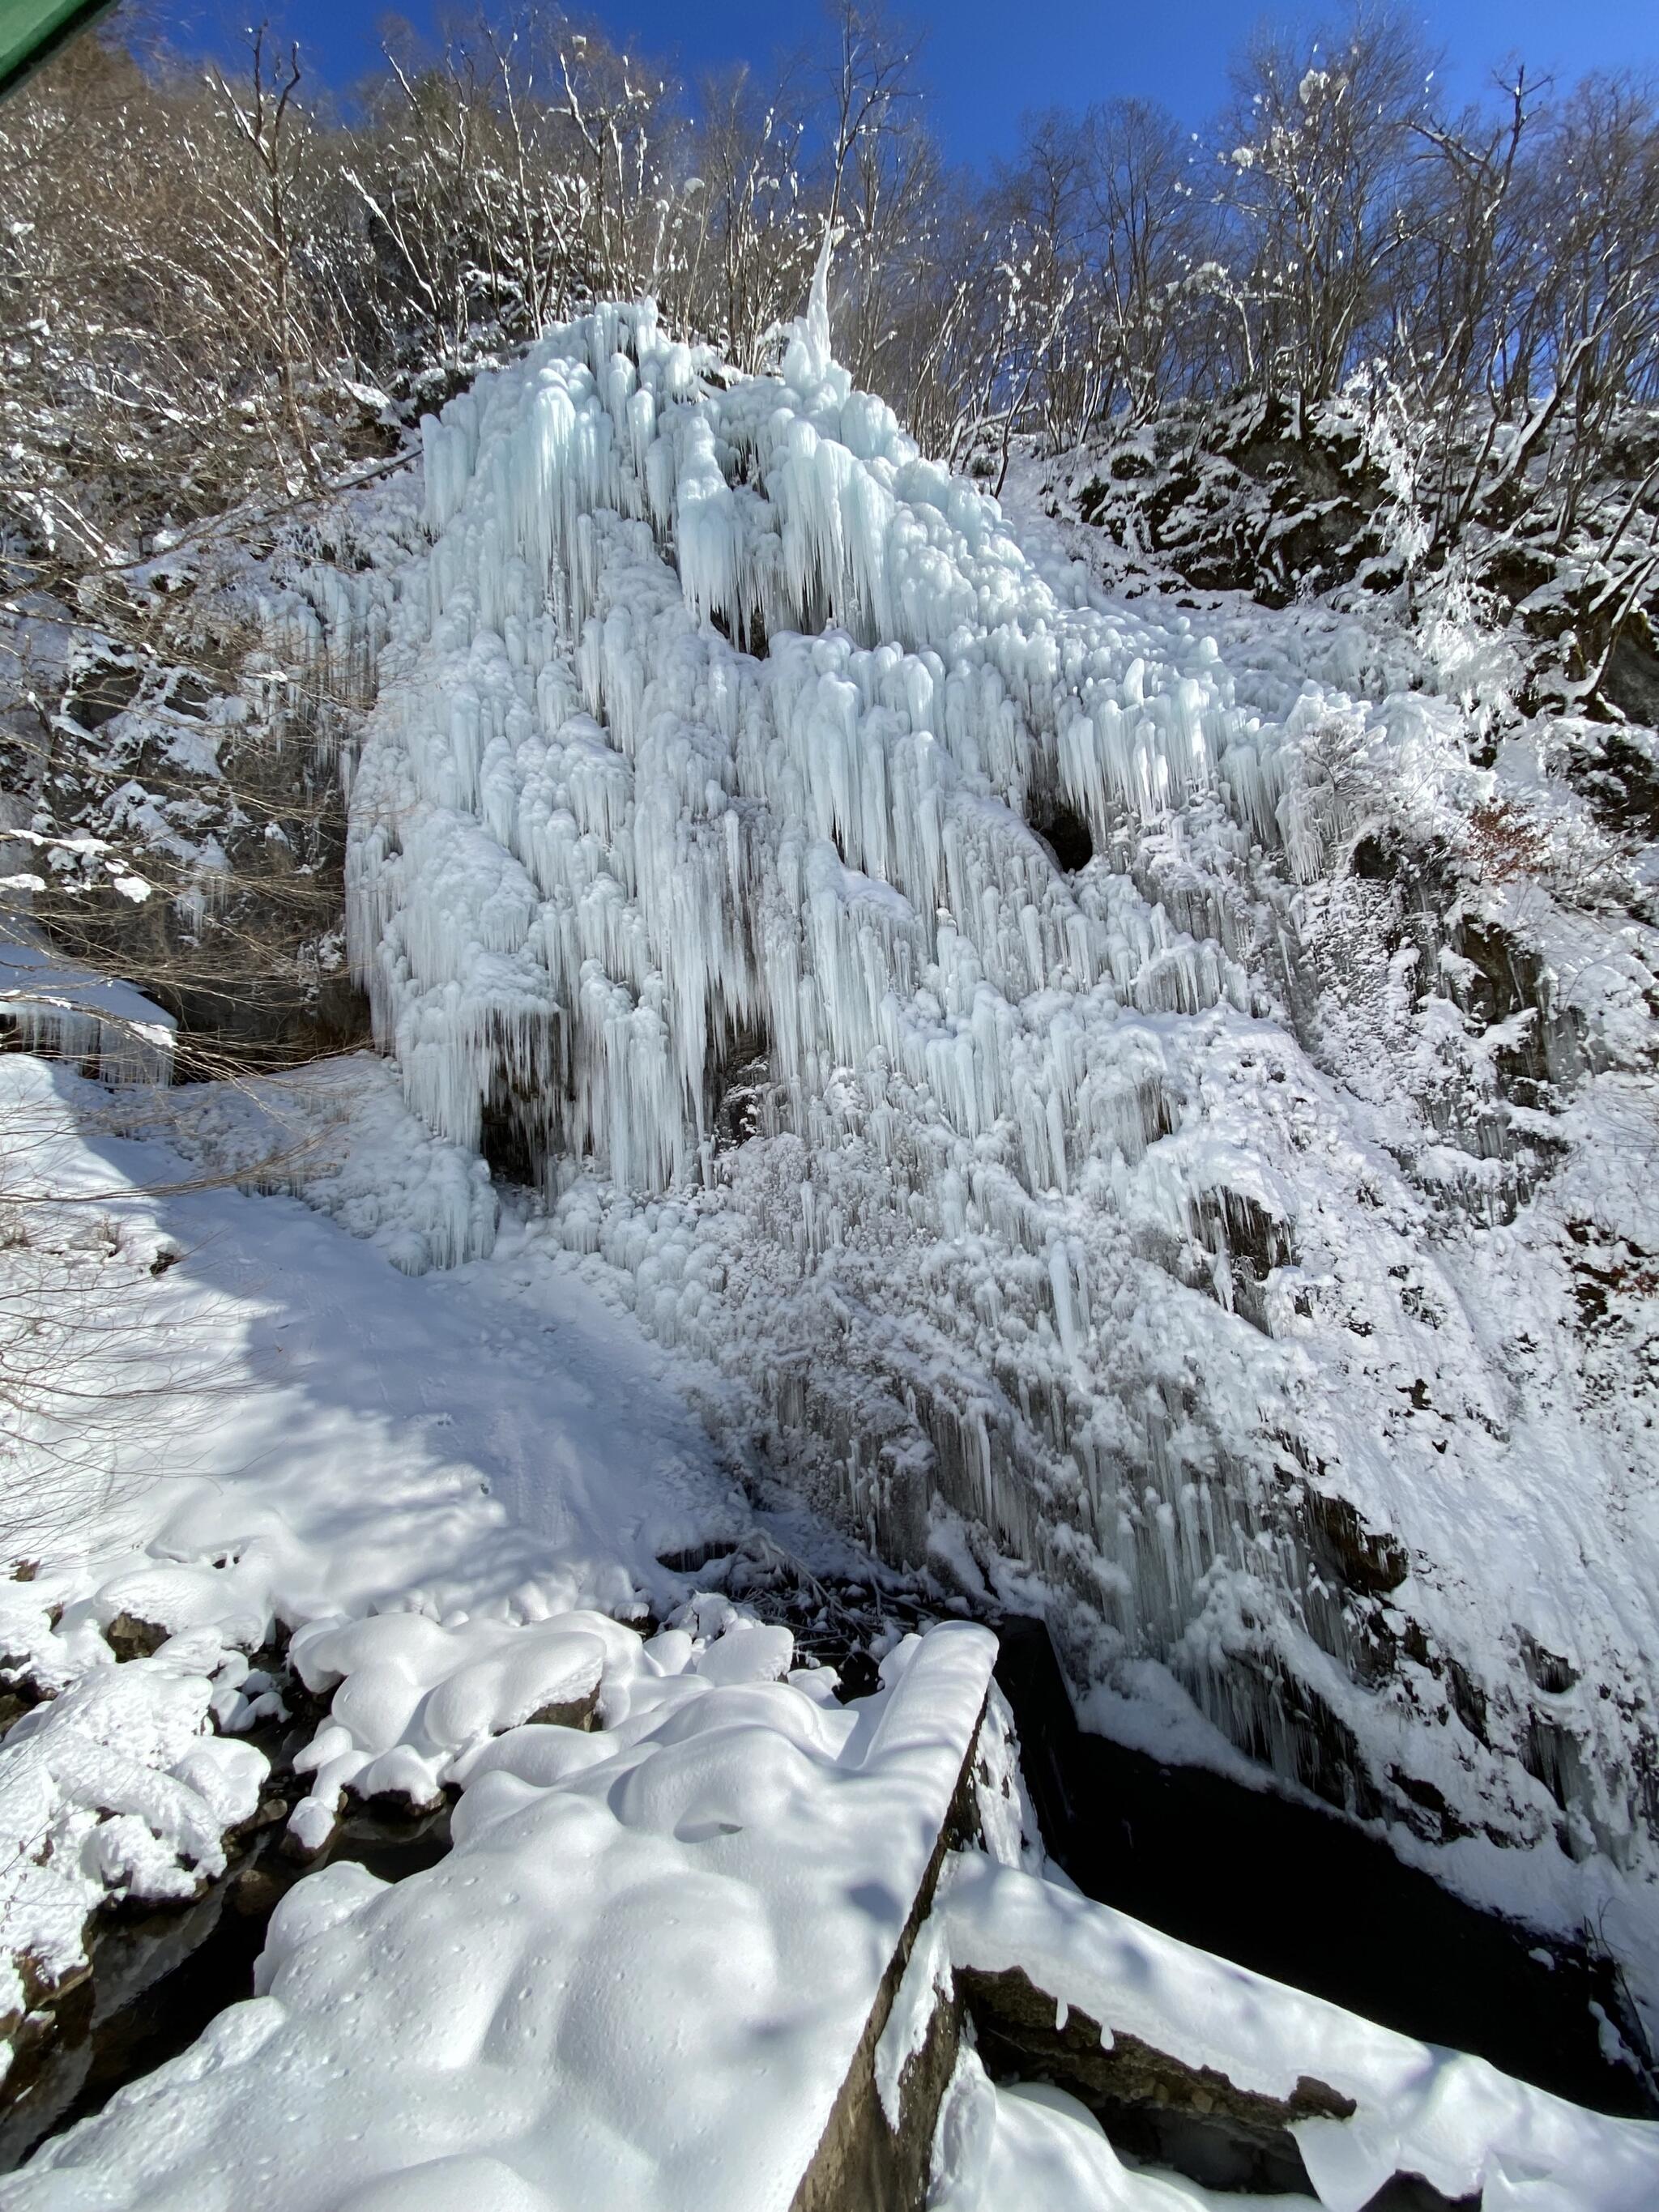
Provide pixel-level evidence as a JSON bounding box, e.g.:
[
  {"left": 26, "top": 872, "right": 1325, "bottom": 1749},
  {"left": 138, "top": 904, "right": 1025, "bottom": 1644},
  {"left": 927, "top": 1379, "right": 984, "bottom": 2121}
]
[
  {"left": 960, "top": 1963, "right": 1354, "bottom": 2197},
  {"left": 4, "top": 538, "right": 379, "bottom": 1076}
]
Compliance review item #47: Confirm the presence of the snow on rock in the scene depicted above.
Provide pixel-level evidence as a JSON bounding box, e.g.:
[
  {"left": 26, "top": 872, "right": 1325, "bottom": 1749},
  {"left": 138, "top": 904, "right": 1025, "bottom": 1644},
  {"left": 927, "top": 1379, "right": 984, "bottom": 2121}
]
[
  {"left": 687, "top": 1617, "right": 794, "bottom": 1687},
  {"left": 928, "top": 2053, "right": 1208, "bottom": 2212},
  {"left": 335, "top": 295, "right": 1659, "bottom": 1987},
  {"left": 937, "top": 1850, "right": 1659, "bottom": 2210},
  {"left": 86, "top": 1562, "right": 271, "bottom": 1657},
  {"left": 283, "top": 1605, "right": 819, "bottom": 1848},
  {"left": 0, "top": 944, "right": 175, "bottom": 1089},
  {"left": 12, "top": 1622, "right": 996, "bottom": 2212},
  {"left": 0, "top": 1652, "right": 267, "bottom": 2048},
  {"left": 283, "top": 1609, "right": 617, "bottom": 1840}
]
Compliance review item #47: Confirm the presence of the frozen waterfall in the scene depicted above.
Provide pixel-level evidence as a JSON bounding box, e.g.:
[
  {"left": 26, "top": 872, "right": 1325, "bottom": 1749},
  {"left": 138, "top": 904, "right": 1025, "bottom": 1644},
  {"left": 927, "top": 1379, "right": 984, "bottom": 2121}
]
[{"left": 337, "top": 296, "right": 1659, "bottom": 1895}]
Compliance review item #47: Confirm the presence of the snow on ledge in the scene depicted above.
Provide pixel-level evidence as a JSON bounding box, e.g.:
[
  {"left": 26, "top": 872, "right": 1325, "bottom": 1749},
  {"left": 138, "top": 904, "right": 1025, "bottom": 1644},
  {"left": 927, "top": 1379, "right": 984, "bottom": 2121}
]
[
  {"left": 938, "top": 1852, "right": 1659, "bottom": 2210},
  {"left": 0, "top": 942, "right": 175, "bottom": 1087}
]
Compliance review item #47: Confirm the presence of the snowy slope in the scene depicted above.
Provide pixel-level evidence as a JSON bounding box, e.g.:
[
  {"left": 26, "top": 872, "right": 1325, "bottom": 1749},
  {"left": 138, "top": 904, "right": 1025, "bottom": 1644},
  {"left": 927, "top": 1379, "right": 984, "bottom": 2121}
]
[
  {"left": 320, "top": 279, "right": 1659, "bottom": 2002},
  {"left": 0, "top": 1053, "right": 753, "bottom": 2046}
]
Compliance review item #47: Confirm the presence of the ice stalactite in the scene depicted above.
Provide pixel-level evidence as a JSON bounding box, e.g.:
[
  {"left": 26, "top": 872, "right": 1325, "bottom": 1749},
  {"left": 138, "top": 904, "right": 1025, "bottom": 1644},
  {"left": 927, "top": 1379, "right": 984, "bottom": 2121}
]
[{"left": 341, "top": 299, "right": 1659, "bottom": 1892}]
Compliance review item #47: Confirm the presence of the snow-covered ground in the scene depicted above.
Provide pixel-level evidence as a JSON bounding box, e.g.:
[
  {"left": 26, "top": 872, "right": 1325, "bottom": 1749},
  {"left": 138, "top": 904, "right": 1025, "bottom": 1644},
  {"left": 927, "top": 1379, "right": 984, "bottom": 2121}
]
[
  {"left": 3, "top": 1052, "right": 1658, "bottom": 2204},
  {"left": 0, "top": 1049, "right": 757, "bottom": 2044}
]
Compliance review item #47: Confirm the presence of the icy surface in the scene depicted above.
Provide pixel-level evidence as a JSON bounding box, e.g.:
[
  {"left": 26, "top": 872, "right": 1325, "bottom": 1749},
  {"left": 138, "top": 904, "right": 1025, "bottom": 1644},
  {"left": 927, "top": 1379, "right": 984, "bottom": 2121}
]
[
  {"left": 11, "top": 1623, "right": 996, "bottom": 2212},
  {"left": 336, "top": 297, "right": 1659, "bottom": 1997}
]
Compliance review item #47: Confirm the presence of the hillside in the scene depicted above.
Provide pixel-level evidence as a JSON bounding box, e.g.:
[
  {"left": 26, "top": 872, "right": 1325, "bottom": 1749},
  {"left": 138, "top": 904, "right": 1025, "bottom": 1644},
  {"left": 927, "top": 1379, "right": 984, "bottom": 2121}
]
[{"left": 4, "top": 9, "right": 1659, "bottom": 2197}]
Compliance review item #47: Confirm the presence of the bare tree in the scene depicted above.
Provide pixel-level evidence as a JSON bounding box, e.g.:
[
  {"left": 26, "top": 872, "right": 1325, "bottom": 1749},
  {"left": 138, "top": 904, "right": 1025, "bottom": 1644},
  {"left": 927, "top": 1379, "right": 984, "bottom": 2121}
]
[{"left": 1218, "top": 6, "right": 1432, "bottom": 420}]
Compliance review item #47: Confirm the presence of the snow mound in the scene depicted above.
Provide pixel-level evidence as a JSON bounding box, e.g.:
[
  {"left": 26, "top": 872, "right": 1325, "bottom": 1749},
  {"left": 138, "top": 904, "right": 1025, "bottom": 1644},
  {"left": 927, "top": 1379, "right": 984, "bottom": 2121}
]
[{"left": 14, "top": 1622, "right": 996, "bottom": 2211}]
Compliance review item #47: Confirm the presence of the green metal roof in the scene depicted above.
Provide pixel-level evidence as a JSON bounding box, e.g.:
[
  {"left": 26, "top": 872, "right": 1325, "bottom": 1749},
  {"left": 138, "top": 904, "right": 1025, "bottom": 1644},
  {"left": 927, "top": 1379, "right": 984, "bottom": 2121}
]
[{"left": 0, "top": 0, "right": 119, "bottom": 102}]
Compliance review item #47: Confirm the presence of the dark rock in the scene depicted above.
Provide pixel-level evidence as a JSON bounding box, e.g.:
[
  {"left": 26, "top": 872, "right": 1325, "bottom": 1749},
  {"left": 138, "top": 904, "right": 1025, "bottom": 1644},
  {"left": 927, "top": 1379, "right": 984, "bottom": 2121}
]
[
  {"left": 1188, "top": 1187, "right": 1296, "bottom": 1332},
  {"left": 1303, "top": 1492, "right": 1410, "bottom": 1597},
  {"left": 1388, "top": 1767, "right": 1475, "bottom": 1844},
  {"left": 1445, "top": 1659, "right": 1490, "bottom": 1745},
  {"left": 655, "top": 1541, "right": 739, "bottom": 1575},
  {"left": 353, "top": 1784, "right": 446, "bottom": 1822},
  {"left": 64, "top": 657, "right": 143, "bottom": 732},
  {"left": 103, "top": 1612, "right": 170, "bottom": 1662},
  {"left": 835, "top": 1650, "right": 883, "bottom": 1703},
  {"left": 1568, "top": 724, "right": 1659, "bottom": 842},
  {"left": 0, "top": 1687, "right": 40, "bottom": 1737},
  {"left": 480, "top": 1067, "right": 544, "bottom": 1186},
  {"left": 228, "top": 1865, "right": 285, "bottom": 1918},
  {"left": 525, "top": 1682, "right": 599, "bottom": 1732}
]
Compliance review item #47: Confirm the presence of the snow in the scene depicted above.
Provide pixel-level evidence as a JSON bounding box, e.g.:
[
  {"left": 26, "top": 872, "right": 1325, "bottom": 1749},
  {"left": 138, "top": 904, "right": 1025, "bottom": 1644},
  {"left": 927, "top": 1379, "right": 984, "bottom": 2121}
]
[
  {"left": 0, "top": 1650, "right": 267, "bottom": 2025},
  {"left": 284, "top": 1609, "right": 616, "bottom": 1839},
  {"left": 146, "top": 1052, "right": 499, "bottom": 1275},
  {"left": 11, "top": 1622, "right": 996, "bottom": 2212},
  {"left": 7, "top": 283, "right": 1659, "bottom": 2197},
  {"left": 875, "top": 1911, "right": 953, "bottom": 2129},
  {"left": 331, "top": 292, "right": 1659, "bottom": 2008},
  {"left": 929, "top": 2052, "right": 1252, "bottom": 2212},
  {"left": 0, "top": 1051, "right": 757, "bottom": 2063},
  {"left": 936, "top": 1851, "right": 1659, "bottom": 2210},
  {"left": 3, "top": 1041, "right": 1657, "bottom": 2201}
]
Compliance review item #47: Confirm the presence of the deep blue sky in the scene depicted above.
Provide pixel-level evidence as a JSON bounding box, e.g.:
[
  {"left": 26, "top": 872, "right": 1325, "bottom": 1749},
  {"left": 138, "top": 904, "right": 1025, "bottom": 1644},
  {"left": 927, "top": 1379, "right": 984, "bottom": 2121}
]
[{"left": 156, "top": 2, "right": 1659, "bottom": 162}]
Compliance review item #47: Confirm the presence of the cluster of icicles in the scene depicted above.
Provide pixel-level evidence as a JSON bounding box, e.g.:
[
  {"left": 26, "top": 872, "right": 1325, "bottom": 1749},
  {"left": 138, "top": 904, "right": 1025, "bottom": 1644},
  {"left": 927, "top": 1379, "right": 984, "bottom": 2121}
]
[
  {"left": 335, "top": 287, "right": 1370, "bottom": 1645},
  {"left": 344, "top": 288, "right": 1324, "bottom": 1201}
]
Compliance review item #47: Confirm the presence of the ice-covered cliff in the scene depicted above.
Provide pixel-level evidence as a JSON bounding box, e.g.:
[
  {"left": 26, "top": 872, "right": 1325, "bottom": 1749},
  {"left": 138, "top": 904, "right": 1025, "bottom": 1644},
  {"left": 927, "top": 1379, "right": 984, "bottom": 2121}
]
[{"left": 327, "top": 285, "right": 1659, "bottom": 1954}]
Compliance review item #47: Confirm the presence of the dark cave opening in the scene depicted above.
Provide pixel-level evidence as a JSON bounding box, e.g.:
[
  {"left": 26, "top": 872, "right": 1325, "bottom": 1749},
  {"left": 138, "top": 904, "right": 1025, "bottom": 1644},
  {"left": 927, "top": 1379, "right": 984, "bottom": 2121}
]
[
  {"left": 1030, "top": 799, "right": 1095, "bottom": 872},
  {"left": 479, "top": 1081, "right": 540, "bottom": 1186}
]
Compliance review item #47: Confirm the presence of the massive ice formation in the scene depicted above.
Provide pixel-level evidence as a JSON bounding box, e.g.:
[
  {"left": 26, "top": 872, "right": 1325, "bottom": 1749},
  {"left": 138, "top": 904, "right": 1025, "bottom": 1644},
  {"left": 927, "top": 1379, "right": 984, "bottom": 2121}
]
[{"left": 338, "top": 295, "right": 1659, "bottom": 1912}]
